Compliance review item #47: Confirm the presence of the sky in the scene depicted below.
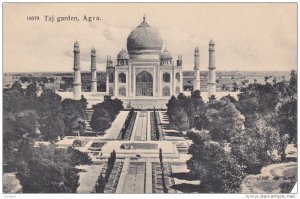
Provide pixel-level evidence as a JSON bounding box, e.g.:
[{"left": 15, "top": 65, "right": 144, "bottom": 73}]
[{"left": 3, "top": 3, "right": 297, "bottom": 73}]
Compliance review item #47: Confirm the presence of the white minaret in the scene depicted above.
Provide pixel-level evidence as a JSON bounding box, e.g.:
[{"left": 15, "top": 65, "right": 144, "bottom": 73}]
[
  {"left": 208, "top": 39, "right": 216, "bottom": 97},
  {"left": 193, "top": 47, "right": 201, "bottom": 91},
  {"left": 90, "top": 47, "right": 97, "bottom": 92},
  {"left": 73, "top": 41, "right": 82, "bottom": 100}
]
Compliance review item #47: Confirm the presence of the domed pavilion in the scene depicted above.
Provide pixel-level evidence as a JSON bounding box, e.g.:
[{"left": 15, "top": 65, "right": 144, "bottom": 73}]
[
  {"left": 71, "top": 16, "right": 217, "bottom": 109},
  {"left": 106, "top": 16, "right": 183, "bottom": 99}
]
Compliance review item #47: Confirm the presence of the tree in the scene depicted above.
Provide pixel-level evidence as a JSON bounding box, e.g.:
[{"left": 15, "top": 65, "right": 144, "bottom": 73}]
[
  {"left": 3, "top": 110, "right": 38, "bottom": 172},
  {"left": 37, "top": 89, "right": 65, "bottom": 142},
  {"left": 167, "top": 93, "right": 205, "bottom": 131},
  {"left": 232, "top": 82, "right": 239, "bottom": 91},
  {"left": 237, "top": 83, "right": 279, "bottom": 115},
  {"left": 231, "top": 127, "right": 281, "bottom": 174},
  {"left": 288, "top": 70, "right": 296, "bottom": 98},
  {"left": 19, "top": 76, "right": 31, "bottom": 83},
  {"left": 166, "top": 95, "right": 177, "bottom": 118},
  {"left": 276, "top": 93, "right": 297, "bottom": 145},
  {"left": 95, "top": 174, "right": 106, "bottom": 193},
  {"left": 263, "top": 127, "right": 282, "bottom": 158},
  {"left": 49, "top": 77, "right": 55, "bottom": 83},
  {"left": 42, "top": 76, "right": 49, "bottom": 84},
  {"left": 37, "top": 89, "right": 62, "bottom": 114},
  {"left": 220, "top": 95, "right": 237, "bottom": 104},
  {"left": 11, "top": 81, "right": 23, "bottom": 92},
  {"left": 222, "top": 84, "right": 226, "bottom": 91},
  {"left": 208, "top": 95, "right": 216, "bottom": 103},
  {"left": 170, "top": 108, "right": 190, "bottom": 132},
  {"left": 80, "top": 95, "right": 88, "bottom": 113},
  {"left": 3, "top": 84, "right": 25, "bottom": 113},
  {"left": 161, "top": 170, "right": 168, "bottom": 193},
  {"left": 90, "top": 97, "right": 124, "bottom": 132},
  {"left": 280, "top": 176, "right": 297, "bottom": 193},
  {"left": 39, "top": 111, "right": 65, "bottom": 142},
  {"left": 203, "top": 101, "right": 245, "bottom": 142},
  {"left": 61, "top": 98, "right": 86, "bottom": 135},
  {"left": 66, "top": 147, "right": 92, "bottom": 166},
  {"left": 187, "top": 132, "right": 245, "bottom": 193},
  {"left": 112, "top": 150, "right": 116, "bottom": 162},
  {"left": 104, "top": 151, "right": 116, "bottom": 183},
  {"left": 90, "top": 108, "right": 112, "bottom": 132},
  {"left": 15, "top": 145, "right": 89, "bottom": 193},
  {"left": 159, "top": 148, "right": 163, "bottom": 166},
  {"left": 264, "top": 76, "right": 269, "bottom": 83},
  {"left": 24, "top": 82, "right": 38, "bottom": 98},
  {"left": 191, "top": 90, "right": 201, "bottom": 99}
]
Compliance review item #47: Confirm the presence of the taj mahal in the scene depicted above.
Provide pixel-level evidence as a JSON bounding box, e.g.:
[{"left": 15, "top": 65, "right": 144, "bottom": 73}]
[{"left": 72, "top": 16, "right": 217, "bottom": 109}]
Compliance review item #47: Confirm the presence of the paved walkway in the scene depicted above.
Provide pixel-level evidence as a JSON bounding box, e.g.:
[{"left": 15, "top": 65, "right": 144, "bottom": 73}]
[
  {"left": 145, "top": 158, "right": 153, "bottom": 193},
  {"left": 104, "top": 111, "right": 129, "bottom": 140},
  {"left": 122, "top": 161, "right": 146, "bottom": 193},
  {"left": 131, "top": 111, "right": 148, "bottom": 141},
  {"left": 171, "top": 163, "right": 200, "bottom": 186},
  {"left": 76, "top": 164, "right": 104, "bottom": 193},
  {"left": 260, "top": 162, "right": 297, "bottom": 177},
  {"left": 130, "top": 111, "right": 140, "bottom": 141},
  {"left": 116, "top": 158, "right": 130, "bottom": 193},
  {"left": 241, "top": 162, "right": 297, "bottom": 193},
  {"left": 3, "top": 173, "right": 22, "bottom": 193}
]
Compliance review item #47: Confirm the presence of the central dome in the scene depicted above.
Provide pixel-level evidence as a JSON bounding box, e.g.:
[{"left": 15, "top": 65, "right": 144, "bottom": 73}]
[{"left": 127, "top": 17, "right": 163, "bottom": 53}]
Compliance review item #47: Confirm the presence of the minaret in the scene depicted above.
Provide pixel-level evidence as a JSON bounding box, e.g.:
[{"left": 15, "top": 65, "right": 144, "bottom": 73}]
[
  {"left": 90, "top": 47, "right": 97, "bottom": 92},
  {"left": 193, "top": 47, "right": 201, "bottom": 91},
  {"left": 73, "top": 41, "right": 82, "bottom": 100},
  {"left": 208, "top": 39, "right": 216, "bottom": 97}
]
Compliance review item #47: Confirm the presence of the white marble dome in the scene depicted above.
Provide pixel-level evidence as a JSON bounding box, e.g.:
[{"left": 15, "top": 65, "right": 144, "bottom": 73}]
[{"left": 127, "top": 17, "right": 163, "bottom": 53}]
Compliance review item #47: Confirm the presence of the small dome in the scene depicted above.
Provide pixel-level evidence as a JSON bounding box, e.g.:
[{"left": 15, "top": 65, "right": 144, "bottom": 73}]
[
  {"left": 195, "top": 47, "right": 199, "bottom": 52},
  {"left": 117, "top": 49, "right": 129, "bottom": 60},
  {"left": 160, "top": 48, "right": 172, "bottom": 60},
  {"left": 91, "top": 47, "right": 96, "bottom": 53},
  {"left": 209, "top": 39, "right": 215, "bottom": 45},
  {"left": 74, "top": 41, "right": 79, "bottom": 47},
  {"left": 127, "top": 16, "right": 163, "bottom": 53}
]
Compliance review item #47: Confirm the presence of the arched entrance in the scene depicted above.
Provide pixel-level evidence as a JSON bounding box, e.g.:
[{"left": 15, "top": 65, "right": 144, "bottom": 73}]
[{"left": 136, "top": 71, "right": 153, "bottom": 96}]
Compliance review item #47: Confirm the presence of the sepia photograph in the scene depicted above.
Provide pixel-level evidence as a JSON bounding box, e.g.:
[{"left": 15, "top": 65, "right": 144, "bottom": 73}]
[{"left": 2, "top": 2, "right": 298, "bottom": 196}]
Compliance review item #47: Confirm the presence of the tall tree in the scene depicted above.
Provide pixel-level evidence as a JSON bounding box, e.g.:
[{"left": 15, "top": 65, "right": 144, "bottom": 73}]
[
  {"left": 90, "top": 108, "right": 112, "bottom": 132},
  {"left": 90, "top": 96, "right": 124, "bottom": 132},
  {"left": 80, "top": 95, "right": 88, "bottom": 113},
  {"left": 276, "top": 98, "right": 297, "bottom": 144},
  {"left": 37, "top": 89, "right": 65, "bottom": 142},
  {"left": 62, "top": 98, "right": 86, "bottom": 135},
  {"left": 3, "top": 110, "right": 38, "bottom": 171},
  {"left": 288, "top": 70, "right": 297, "bottom": 98},
  {"left": 187, "top": 131, "right": 245, "bottom": 193},
  {"left": 16, "top": 145, "right": 90, "bottom": 193},
  {"left": 231, "top": 127, "right": 281, "bottom": 174},
  {"left": 203, "top": 100, "right": 245, "bottom": 142},
  {"left": 170, "top": 108, "right": 190, "bottom": 132}
]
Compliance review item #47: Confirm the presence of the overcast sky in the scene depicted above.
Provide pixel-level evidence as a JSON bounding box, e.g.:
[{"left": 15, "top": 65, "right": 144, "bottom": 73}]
[{"left": 3, "top": 3, "right": 297, "bottom": 73}]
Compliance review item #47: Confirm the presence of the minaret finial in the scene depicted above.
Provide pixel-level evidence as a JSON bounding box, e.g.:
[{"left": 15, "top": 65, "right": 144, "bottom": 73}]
[{"left": 143, "top": 14, "right": 146, "bottom": 22}]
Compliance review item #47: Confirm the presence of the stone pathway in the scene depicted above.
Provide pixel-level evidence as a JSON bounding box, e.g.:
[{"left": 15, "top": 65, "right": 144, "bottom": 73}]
[
  {"left": 134, "top": 111, "right": 148, "bottom": 141},
  {"left": 104, "top": 111, "right": 129, "bottom": 140},
  {"left": 122, "top": 161, "right": 146, "bottom": 193},
  {"left": 76, "top": 164, "right": 104, "bottom": 193},
  {"left": 241, "top": 162, "right": 297, "bottom": 193}
]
